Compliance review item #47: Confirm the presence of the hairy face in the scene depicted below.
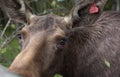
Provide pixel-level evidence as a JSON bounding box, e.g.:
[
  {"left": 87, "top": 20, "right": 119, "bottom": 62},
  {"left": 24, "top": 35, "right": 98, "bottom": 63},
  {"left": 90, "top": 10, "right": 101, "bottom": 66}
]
[{"left": 9, "top": 14, "right": 69, "bottom": 77}]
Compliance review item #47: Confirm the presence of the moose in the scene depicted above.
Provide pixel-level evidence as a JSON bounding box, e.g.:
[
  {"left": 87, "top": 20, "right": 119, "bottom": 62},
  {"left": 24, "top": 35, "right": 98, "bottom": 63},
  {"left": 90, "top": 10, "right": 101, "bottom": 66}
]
[{"left": 0, "top": 0, "right": 120, "bottom": 77}]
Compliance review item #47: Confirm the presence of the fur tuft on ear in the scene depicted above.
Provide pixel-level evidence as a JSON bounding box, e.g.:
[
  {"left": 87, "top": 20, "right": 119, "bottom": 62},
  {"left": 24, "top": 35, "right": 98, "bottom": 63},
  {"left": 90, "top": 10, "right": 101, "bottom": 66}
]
[{"left": 64, "top": 16, "right": 72, "bottom": 24}]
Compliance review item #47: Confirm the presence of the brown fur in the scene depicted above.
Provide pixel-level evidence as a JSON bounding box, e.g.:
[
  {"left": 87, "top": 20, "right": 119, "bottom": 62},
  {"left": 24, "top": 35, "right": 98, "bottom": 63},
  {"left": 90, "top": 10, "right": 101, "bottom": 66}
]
[
  {"left": 1, "top": 0, "right": 120, "bottom": 77},
  {"left": 62, "top": 11, "right": 120, "bottom": 77},
  {"left": 9, "top": 11, "right": 120, "bottom": 77}
]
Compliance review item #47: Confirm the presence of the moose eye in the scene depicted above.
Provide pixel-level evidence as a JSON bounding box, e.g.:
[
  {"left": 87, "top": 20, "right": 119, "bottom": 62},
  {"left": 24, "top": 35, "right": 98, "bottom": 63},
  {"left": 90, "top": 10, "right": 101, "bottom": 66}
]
[
  {"left": 59, "top": 38, "right": 67, "bottom": 46},
  {"left": 17, "top": 34, "right": 22, "bottom": 39}
]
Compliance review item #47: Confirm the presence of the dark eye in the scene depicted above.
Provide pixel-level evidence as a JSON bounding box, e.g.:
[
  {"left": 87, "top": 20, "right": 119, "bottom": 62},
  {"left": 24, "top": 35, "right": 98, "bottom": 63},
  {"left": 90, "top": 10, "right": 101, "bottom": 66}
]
[
  {"left": 17, "top": 34, "right": 22, "bottom": 39},
  {"left": 59, "top": 38, "right": 67, "bottom": 46}
]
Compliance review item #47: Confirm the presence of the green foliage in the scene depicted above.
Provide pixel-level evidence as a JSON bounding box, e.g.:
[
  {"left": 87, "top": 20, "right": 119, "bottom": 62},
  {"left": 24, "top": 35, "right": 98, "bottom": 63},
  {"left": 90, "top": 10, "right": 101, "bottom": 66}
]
[
  {"left": 104, "top": 59, "right": 111, "bottom": 68},
  {"left": 30, "top": 0, "right": 73, "bottom": 16},
  {"left": 104, "top": 0, "right": 116, "bottom": 10},
  {"left": 0, "top": 39, "right": 20, "bottom": 67},
  {"left": 0, "top": 23, "right": 20, "bottom": 67},
  {"left": 54, "top": 74, "right": 63, "bottom": 77}
]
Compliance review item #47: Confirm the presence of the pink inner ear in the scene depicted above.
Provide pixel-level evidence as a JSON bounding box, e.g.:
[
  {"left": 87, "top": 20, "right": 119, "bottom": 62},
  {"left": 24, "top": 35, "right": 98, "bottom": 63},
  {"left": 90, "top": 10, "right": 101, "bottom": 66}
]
[{"left": 89, "top": 2, "right": 99, "bottom": 14}]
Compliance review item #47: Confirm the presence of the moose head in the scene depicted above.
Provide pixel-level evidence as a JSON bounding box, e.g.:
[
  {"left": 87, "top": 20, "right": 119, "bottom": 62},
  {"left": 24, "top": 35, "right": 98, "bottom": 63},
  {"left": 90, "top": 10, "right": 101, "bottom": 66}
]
[{"left": 0, "top": 0, "right": 113, "bottom": 77}]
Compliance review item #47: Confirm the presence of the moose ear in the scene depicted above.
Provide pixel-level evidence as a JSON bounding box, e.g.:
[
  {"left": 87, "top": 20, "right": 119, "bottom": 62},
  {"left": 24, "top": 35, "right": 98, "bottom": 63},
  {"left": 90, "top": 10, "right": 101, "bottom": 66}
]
[
  {"left": 0, "top": 0, "right": 35, "bottom": 24},
  {"left": 64, "top": 0, "right": 108, "bottom": 28}
]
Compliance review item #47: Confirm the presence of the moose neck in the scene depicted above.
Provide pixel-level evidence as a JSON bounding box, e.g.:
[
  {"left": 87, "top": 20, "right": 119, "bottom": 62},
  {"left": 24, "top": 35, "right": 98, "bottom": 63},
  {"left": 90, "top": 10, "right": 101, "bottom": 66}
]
[{"left": 62, "top": 26, "right": 99, "bottom": 76}]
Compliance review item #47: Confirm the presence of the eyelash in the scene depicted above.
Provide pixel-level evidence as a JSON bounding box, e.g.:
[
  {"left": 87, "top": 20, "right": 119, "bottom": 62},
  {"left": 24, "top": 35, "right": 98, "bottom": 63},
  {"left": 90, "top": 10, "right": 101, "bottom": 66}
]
[
  {"left": 17, "top": 34, "right": 22, "bottom": 39},
  {"left": 59, "top": 38, "right": 67, "bottom": 46}
]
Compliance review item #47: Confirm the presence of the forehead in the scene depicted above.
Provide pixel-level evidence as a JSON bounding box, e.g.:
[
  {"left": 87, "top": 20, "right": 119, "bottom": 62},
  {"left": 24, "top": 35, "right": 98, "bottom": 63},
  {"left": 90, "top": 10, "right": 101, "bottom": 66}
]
[{"left": 24, "top": 14, "right": 65, "bottom": 32}]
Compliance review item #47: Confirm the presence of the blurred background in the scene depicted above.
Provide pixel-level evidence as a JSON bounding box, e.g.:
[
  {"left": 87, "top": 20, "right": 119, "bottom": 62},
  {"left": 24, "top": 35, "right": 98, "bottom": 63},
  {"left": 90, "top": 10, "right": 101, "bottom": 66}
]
[{"left": 0, "top": 0, "right": 120, "bottom": 67}]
